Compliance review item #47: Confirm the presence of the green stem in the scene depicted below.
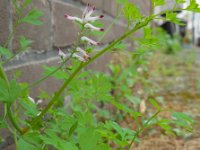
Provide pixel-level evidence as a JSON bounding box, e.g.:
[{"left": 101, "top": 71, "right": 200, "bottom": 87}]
[
  {"left": 7, "top": 104, "right": 23, "bottom": 134},
  {"left": 27, "top": 18, "right": 151, "bottom": 130},
  {"left": 3, "top": 18, "right": 19, "bottom": 48},
  {"left": 26, "top": 60, "right": 67, "bottom": 90},
  {"left": 0, "top": 64, "right": 22, "bottom": 134},
  {"left": 24, "top": 25, "right": 86, "bottom": 90},
  {"left": 128, "top": 111, "right": 161, "bottom": 150},
  {"left": 30, "top": 63, "right": 84, "bottom": 127},
  {"left": 0, "top": 64, "right": 9, "bottom": 83}
]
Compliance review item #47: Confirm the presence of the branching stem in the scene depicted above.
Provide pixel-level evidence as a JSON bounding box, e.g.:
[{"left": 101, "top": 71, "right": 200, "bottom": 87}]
[
  {"left": 27, "top": 17, "right": 151, "bottom": 131},
  {"left": 128, "top": 111, "right": 161, "bottom": 150}
]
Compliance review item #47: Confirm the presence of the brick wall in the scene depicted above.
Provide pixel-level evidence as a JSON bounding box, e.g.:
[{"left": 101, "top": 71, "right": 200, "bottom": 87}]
[{"left": 0, "top": 0, "right": 151, "bottom": 96}]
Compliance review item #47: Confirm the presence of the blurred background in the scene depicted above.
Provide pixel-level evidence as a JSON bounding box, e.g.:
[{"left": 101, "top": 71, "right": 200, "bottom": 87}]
[{"left": 1, "top": 0, "right": 200, "bottom": 149}]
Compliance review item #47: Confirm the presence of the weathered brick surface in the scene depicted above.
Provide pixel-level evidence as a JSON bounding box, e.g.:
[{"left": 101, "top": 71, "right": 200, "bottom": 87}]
[
  {"left": 0, "top": 0, "right": 10, "bottom": 46},
  {"left": 52, "top": 0, "right": 82, "bottom": 48},
  {"left": 86, "top": 52, "right": 112, "bottom": 72},
  {"left": 81, "top": 0, "right": 151, "bottom": 17},
  {"left": 82, "top": 0, "right": 104, "bottom": 9},
  {"left": 6, "top": 58, "right": 62, "bottom": 97},
  {"left": 100, "top": 17, "right": 126, "bottom": 44},
  {"left": 12, "top": 0, "right": 52, "bottom": 51},
  {"left": 103, "top": 0, "right": 119, "bottom": 17}
]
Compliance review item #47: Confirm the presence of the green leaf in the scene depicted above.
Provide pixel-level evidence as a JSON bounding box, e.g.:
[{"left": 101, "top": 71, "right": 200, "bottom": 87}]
[
  {"left": 19, "top": 98, "right": 40, "bottom": 117},
  {"left": 21, "top": 9, "right": 43, "bottom": 25},
  {"left": 95, "top": 144, "right": 110, "bottom": 150},
  {"left": 17, "top": 138, "right": 41, "bottom": 150},
  {"left": 176, "top": 0, "right": 186, "bottom": 3},
  {"left": 22, "top": 131, "right": 43, "bottom": 146},
  {"left": 22, "top": 0, "right": 32, "bottom": 8},
  {"left": 43, "top": 65, "right": 68, "bottom": 80},
  {"left": 122, "top": 2, "right": 141, "bottom": 26},
  {"left": 158, "top": 119, "right": 175, "bottom": 135},
  {"left": 187, "top": 0, "right": 200, "bottom": 12},
  {"left": 149, "top": 99, "right": 161, "bottom": 110},
  {"left": 172, "top": 112, "right": 194, "bottom": 131},
  {"left": 0, "top": 46, "right": 13, "bottom": 58},
  {"left": 0, "top": 117, "right": 7, "bottom": 128},
  {"left": 0, "top": 79, "right": 23, "bottom": 103},
  {"left": 153, "top": 0, "right": 165, "bottom": 6},
  {"left": 9, "top": 79, "right": 23, "bottom": 102},
  {"left": 41, "top": 129, "right": 78, "bottom": 150},
  {"left": 0, "top": 78, "right": 9, "bottom": 103},
  {"left": 68, "top": 121, "right": 78, "bottom": 137},
  {"left": 111, "top": 100, "right": 142, "bottom": 118},
  {"left": 104, "top": 121, "right": 136, "bottom": 146},
  {"left": 166, "top": 12, "right": 185, "bottom": 25},
  {"left": 113, "top": 42, "right": 127, "bottom": 50},
  {"left": 172, "top": 112, "right": 193, "bottom": 123},
  {"left": 20, "top": 36, "right": 32, "bottom": 51},
  {"left": 79, "top": 128, "right": 100, "bottom": 150}
]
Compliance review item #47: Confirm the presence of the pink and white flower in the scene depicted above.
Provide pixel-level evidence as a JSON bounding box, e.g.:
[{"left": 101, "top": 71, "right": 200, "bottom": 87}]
[
  {"left": 84, "top": 23, "right": 104, "bottom": 31},
  {"left": 81, "top": 36, "right": 100, "bottom": 46},
  {"left": 63, "top": 3, "right": 104, "bottom": 62},
  {"left": 64, "top": 3, "right": 104, "bottom": 24},
  {"left": 64, "top": 15, "right": 82, "bottom": 23},
  {"left": 76, "top": 47, "right": 88, "bottom": 56},
  {"left": 72, "top": 47, "right": 90, "bottom": 62},
  {"left": 58, "top": 49, "right": 70, "bottom": 59},
  {"left": 85, "top": 15, "right": 104, "bottom": 22}
]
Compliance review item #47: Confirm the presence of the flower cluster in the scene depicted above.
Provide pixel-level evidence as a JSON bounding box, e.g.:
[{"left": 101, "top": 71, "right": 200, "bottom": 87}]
[{"left": 59, "top": 4, "right": 104, "bottom": 62}]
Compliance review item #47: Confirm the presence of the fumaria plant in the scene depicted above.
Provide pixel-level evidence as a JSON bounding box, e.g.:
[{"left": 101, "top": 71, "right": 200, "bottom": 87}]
[{"left": 0, "top": 0, "right": 198, "bottom": 149}]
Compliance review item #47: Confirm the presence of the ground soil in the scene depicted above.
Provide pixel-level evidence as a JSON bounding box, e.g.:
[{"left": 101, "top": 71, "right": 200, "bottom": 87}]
[{"left": 132, "top": 49, "right": 200, "bottom": 150}]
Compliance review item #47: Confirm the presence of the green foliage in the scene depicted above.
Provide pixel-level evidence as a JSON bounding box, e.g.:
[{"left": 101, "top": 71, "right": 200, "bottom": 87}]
[
  {"left": 172, "top": 112, "right": 194, "bottom": 131},
  {"left": 19, "top": 98, "right": 40, "bottom": 117},
  {"left": 187, "top": 0, "right": 200, "bottom": 12},
  {"left": 119, "top": 1, "right": 142, "bottom": 26},
  {"left": 43, "top": 65, "right": 68, "bottom": 80},
  {"left": 166, "top": 12, "right": 184, "bottom": 25},
  {"left": 176, "top": 0, "right": 186, "bottom": 4},
  {"left": 0, "top": 79, "right": 23, "bottom": 104},
  {"left": 0, "top": 46, "right": 13, "bottom": 58},
  {"left": 67, "top": 71, "right": 113, "bottom": 111},
  {"left": 20, "top": 9, "right": 43, "bottom": 25},
  {"left": 152, "top": 0, "right": 165, "bottom": 6},
  {"left": 103, "top": 121, "right": 136, "bottom": 146},
  {"left": 17, "top": 131, "right": 43, "bottom": 150},
  {"left": 20, "top": 36, "right": 32, "bottom": 51},
  {"left": 155, "top": 28, "right": 182, "bottom": 54},
  {"left": 137, "top": 27, "right": 158, "bottom": 49},
  {"left": 149, "top": 99, "right": 161, "bottom": 110},
  {"left": 0, "top": 117, "right": 7, "bottom": 128}
]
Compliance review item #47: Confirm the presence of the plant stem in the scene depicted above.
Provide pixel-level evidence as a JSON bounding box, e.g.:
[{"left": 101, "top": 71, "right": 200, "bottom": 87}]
[
  {"left": 128, "top": 110, "right": 161, "bottom": 150},
  {"left": 24, "top": 25, "right": 86, "bottom": 90},
  {"left": 0, "top": 64, "right": 9, "bottom": 83},
  {"left": 29, "top": 63, "right": 84, "bottom": 128},
  {"left": 27, "top": 17, "right": 151, "bottom": 131},
  {"left": 7, "top": 104, "right": 23, "bottom": 134},
  {"left": 26, "top": 60, "right": 67, "bottom": 90},
  {"left": 0, "top": 64, "right": 22, "bottom": 134}
]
